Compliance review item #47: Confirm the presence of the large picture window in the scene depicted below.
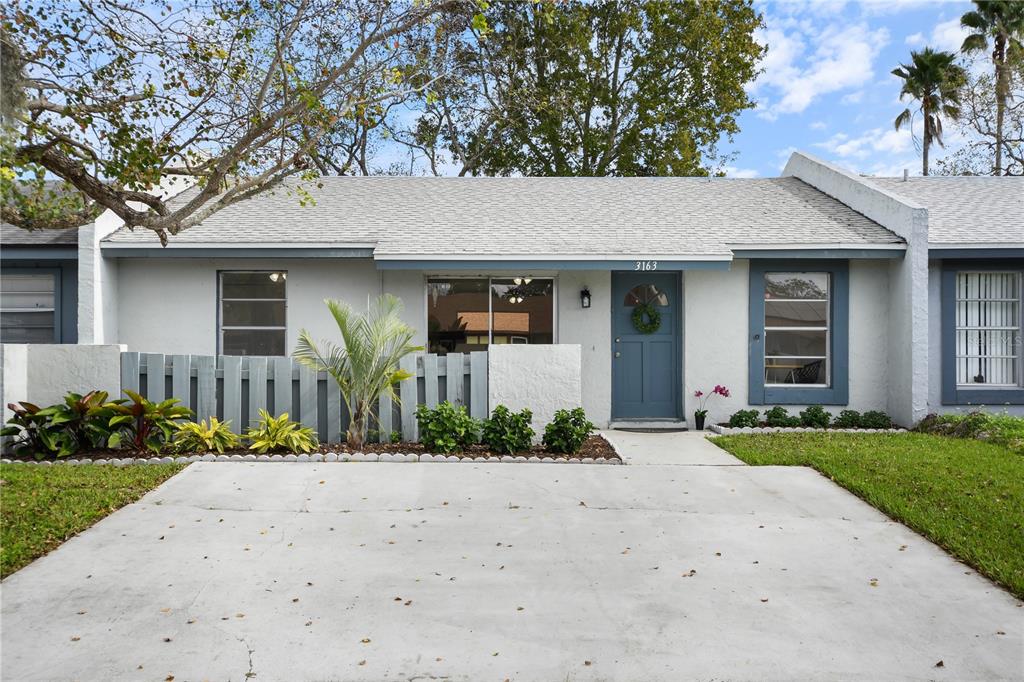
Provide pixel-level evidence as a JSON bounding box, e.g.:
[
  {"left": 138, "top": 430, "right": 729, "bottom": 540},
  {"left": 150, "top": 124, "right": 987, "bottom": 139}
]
[
  {"left": 219, "top": 271, "right": 287, "bottom": 356},
  {"left": 748, "top": 260, "right": 848, "bottom": 406},
  {"left": 763, "top": 272, "right": 830, "bottom": 386},
  {"left": 427, "top": 277, "right": 554, "bottom": 355},
  {"left": 954, "top": 271, "right": 1021, "bottom": 387},
  {"left": 1, "top": 272, "right": 58, "bottom": 343}
]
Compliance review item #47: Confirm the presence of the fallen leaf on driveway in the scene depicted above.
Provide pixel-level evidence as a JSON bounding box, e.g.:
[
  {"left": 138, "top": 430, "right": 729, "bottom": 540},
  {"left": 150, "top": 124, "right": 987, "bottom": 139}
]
[
  {"left": 160, "top": 608, "right": 171, "bottom": 614},
  {"left": 935, "top": 661, "right": 944, "bottom": 668},
  {"left": 682, "top": 569, "right": 697, "bottom": 578},
  {"left": 760, "top": 598, "right": 769, "bottom": 603},
  {"left": 358, "top": 660, "right": 366, "bottom": 666},
  {"left": 70, "top": 636, "right": 80, "bottom": 642},
  {"left": 361, "top": 638, "right": 371, "bottom": 644},
  {"left": 869, "top": 579, "right": 879, "bottom": 587}
]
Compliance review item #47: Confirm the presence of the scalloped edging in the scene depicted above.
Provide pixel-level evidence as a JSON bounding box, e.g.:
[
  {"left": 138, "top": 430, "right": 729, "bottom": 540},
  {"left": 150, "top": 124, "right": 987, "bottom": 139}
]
[
  {"left": 0, "top": 452, "right": 622, "bottom": 466},
  {"left": 707, "top": 424, "right": 904, "bottom": 435}
]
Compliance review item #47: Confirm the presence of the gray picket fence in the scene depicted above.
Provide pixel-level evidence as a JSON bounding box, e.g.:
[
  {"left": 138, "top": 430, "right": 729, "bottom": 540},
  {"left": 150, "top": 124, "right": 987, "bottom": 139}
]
[{"left": 120, "top": 351, "right": 488, "bottom": 443}]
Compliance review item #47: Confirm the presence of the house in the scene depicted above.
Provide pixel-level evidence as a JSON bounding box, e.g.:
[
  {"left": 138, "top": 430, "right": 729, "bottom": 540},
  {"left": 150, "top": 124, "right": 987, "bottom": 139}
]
[
  {"left": 0, "top": 221, "right": 81, "bottom": 344},
  {"left": 11, "top": 151, "right": 1022, "bottom": 428}
]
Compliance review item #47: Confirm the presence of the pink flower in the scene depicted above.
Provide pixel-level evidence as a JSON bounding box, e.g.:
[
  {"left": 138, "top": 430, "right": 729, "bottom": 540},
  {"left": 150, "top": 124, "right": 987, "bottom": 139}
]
[{"left": 694, "top": 390, "right": 704, "bottom": 397}]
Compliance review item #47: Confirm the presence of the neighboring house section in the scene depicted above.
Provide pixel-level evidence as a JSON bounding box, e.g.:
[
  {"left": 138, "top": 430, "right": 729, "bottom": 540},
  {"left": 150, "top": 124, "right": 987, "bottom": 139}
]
[
  {"left": 871, "top": 177, "right": 1024, "bottom": 414},
  {"left": 0, "top": 222, "right": 80, "bottom": 343}
]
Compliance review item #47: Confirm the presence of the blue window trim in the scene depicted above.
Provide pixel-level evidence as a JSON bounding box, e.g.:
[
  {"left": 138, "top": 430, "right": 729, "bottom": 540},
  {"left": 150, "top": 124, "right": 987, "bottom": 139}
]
[
  {"left": 941, "top": 260, "right": 1024, "bottom": 406},
  {"left": 1, "top": 266, "right": 62, "bottom": 343},
  {"left": 748, "top": 260, "right": 849, "bottom": 405}
]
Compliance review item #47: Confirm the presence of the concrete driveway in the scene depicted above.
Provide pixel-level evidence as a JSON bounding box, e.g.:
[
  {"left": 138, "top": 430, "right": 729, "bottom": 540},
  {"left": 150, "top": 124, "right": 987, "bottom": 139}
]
[{"left": 2, "top": 450, "right": 1022, "bottom": 681}]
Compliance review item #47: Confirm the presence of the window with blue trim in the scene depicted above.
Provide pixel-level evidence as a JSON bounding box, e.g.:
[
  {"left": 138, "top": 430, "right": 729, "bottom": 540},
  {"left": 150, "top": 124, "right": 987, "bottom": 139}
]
[
  {"left": 748, "top": 260, "right": 849, "bottom": 405},
  {"left": 942, "top": 261, "right": 1024, "bottom": 405}
]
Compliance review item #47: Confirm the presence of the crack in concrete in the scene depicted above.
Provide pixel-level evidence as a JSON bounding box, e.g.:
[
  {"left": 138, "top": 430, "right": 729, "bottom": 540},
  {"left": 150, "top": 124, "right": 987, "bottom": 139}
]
[{"left": 238, "top": 635, "right": 256, "bottom": 680}]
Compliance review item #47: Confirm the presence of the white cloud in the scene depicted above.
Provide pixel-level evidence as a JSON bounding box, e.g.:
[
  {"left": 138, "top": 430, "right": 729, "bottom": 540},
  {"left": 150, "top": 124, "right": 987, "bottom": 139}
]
[
  {"left": 841, "top": 91, "right": 864, "bottom": 105},
  {"left": 815, "top": 126, "right": 913, "bottom": 160},
  {"left": 904, "top": 32, "right": 925, "bottom": 47},
  {"left": 724, "top": 166, "right": 760, "bottom": 178},
  {"left": 809, "top": 120, "right": 828, "bottom": 130},
  {"left": 929, "top": 17, "right": 969, "bottom": 53},
  {"left": 752, "top": 20, "right": 890, "bottom": 119}
]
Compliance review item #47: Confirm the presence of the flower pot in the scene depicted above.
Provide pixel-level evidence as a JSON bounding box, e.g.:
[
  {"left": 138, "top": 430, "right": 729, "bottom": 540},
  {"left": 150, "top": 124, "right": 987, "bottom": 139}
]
[{"left": 693, "top": 413, "right": 706, "bottom": 430}]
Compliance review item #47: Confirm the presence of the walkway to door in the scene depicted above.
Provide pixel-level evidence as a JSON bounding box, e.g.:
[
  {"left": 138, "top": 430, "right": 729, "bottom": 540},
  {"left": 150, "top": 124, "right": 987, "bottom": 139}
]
[{"left": 602, "top": 429, "right": 744, "bottom": 466}]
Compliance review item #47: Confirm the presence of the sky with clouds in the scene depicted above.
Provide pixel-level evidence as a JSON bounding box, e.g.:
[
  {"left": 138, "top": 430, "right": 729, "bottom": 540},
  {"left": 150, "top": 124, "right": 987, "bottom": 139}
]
[{"left": 724, "top": 0, "right": 977, "bottom": 178}]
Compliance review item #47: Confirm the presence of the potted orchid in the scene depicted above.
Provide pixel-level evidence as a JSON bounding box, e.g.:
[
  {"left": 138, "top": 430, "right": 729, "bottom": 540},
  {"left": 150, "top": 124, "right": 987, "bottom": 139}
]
[{"left": 692, "top": 385, "right": 730, "bottom": 430}]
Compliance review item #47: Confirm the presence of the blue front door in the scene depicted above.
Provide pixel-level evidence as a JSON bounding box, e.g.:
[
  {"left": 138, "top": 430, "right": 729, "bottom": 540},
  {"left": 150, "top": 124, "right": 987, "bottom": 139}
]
[{"left": 611, "top": 272, "right": 681, "bottom": 419}]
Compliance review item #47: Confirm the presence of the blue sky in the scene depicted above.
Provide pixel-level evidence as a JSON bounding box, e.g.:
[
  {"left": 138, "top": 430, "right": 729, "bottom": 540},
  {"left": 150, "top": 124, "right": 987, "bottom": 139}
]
[{"left": 723, "top": 0, "right": 977, "bottom": 178}]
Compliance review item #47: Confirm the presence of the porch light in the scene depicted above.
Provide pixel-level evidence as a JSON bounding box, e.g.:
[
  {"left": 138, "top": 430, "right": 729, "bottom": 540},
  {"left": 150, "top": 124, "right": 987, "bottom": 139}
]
[
  {"left": 580, "top": 287, "right": 591, "bottom": 309},
  {"left": 269, "top": 272, "right": 286, "bottom": 283}
]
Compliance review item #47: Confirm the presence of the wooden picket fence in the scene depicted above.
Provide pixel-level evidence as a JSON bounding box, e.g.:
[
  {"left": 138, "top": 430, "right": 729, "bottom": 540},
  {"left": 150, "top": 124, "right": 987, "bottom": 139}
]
[{"left": 120, "top": 351, "right": 488, "bottom": 443}]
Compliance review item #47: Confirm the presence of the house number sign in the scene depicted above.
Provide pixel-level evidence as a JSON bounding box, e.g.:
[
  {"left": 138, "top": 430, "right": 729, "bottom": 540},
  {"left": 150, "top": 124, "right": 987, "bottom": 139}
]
[{"left": 634, "top": 260, "right": 658, "bottom": 271}]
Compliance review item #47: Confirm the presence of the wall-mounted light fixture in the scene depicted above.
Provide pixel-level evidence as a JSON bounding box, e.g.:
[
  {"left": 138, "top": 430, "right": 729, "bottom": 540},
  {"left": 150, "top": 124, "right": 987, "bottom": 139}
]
[
  {"left": 269, "top": 272, "right": 287, "bottom": 283},
  {"left": 580, "top": 287, "right": 591, "bottom": 309}
]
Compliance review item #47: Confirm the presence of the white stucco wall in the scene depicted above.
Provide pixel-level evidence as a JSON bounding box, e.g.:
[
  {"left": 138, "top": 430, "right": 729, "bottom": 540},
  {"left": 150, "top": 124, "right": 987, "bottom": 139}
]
[
  {"left": 1, "top": 344, "right": 29, "bottom": 428},
  {"left": 77, "top": 210, "right": 122, "bottom": 344},
  {"left": 0, "top": 344, "right": 124, "bottom": 409},
  {"left": 115, "top": 258, "right": 382, "bottom": 355},
  {"left": 784, "top": 152, "right": 929, "bottom": 426},
  {"left": 682, "top": 260, "right": 892, "bottom": 428},
  {"left": 557, "top": 271, "right": 612, "bottom": 426},
  {"left": 488, "top": 344, "right": 582, "bottom": 441},
  {"left": 381, "top": 270, "right": 428, "bottom": 348}
]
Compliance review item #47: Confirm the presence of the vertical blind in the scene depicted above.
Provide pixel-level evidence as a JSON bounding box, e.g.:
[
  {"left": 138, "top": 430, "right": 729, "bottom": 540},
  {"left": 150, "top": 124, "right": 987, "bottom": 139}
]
[{"left": 955, "top": 272, "right": 1021, "bottom": 386}]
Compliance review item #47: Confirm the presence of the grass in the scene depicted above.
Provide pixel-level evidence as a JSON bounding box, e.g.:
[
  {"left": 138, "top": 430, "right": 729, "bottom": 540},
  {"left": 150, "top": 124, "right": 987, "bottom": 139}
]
[
  {"left": 0, "top": 463, "right": 185, "bottom": 578},
  {"left": 713, "top": 432, "right": 1024, "bottom": 598},
  {"left": 916, "top": 411, "right": 1024, "bottom": 454}
]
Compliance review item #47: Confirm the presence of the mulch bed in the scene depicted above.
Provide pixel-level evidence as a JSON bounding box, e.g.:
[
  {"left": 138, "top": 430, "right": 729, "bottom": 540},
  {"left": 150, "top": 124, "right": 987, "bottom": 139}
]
[{"left": 2, "top": 435, "right": 620, "bottom": 463}]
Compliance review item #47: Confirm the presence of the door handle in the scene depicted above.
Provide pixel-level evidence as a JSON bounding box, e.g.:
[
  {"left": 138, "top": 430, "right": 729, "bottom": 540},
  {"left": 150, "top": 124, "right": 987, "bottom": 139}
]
[
  {"left": 615, "top": 351, "right": 621, "bottom": 358},
  {"left": 615, "top": 337, "right": 621, "bottom": 343}
]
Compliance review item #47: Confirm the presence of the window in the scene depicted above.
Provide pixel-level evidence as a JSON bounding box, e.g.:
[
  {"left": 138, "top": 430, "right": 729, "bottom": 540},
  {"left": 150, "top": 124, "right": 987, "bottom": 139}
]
[
  {"left": 942, "top": 264, "right": 1024, "bottom": 405},
  {"left": 219, "top": 271, "right": 287, "bottom": 356},
  {"left": 427, "top": 277, "right": 554, "bottom": 354},
  {"left": 1, "top": 272, "right": 58, "bottom": 343},
  {"left": 748, "top": 260, "right": 849, "bottom": 405},
  {"left": 624, "top": 284, "right": 669, "bottom": 307},
  {"left": 764, "top": 272, "right": 829, "bottom": 386}
]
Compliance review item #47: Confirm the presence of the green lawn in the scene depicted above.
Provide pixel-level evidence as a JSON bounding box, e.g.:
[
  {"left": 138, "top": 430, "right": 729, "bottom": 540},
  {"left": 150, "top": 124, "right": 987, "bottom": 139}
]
[
  {"left": 0, "top": 463, "right": 185, "bottom": 578},
  {"left": 713, "top": 432, "right": 1024, "bottom": 599}
]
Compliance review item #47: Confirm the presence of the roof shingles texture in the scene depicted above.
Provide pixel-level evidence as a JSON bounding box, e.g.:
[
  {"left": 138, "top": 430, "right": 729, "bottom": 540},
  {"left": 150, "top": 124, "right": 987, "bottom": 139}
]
[
  {"left": 1, "top": 223, "right": 79, "bottom": 246},
  {"left": 104, "top": 176, "right": 903, "bottom": 256},
  {"left": 871, "top": 176, "right": 1024, "bottom": 245}
]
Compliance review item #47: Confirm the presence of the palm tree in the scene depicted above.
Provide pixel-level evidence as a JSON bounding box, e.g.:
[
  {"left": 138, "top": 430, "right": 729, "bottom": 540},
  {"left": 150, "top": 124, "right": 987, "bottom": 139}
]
[
  {"left": 961, "top": 0, "right": 1024, "bottom": 175},
  {"left": 893, "top": 48, "right": 967, "bottom": 176},
  {"left": 294, "top": 295, "right": 422, "bottom": 449}
]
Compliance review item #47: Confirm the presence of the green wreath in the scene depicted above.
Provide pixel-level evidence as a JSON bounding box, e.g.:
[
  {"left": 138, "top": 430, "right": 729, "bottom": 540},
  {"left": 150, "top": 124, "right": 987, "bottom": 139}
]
[{"left": 631, "top": 303, "right": 661, "bottom": 334}]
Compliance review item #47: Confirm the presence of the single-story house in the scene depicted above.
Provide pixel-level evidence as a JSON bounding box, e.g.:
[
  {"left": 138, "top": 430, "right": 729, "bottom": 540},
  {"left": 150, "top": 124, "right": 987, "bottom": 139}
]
[{"left": 15, "top": 151, "right": 1024, "bottom": 428}]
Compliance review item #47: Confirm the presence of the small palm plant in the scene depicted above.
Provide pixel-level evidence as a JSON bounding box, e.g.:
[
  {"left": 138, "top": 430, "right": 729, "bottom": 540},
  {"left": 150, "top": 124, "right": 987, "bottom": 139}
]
[
  {"left": 892, "top": 48, "right": 968, "bottom": 176},
  {"left": 293, "top": 295, "right": 423, "bottom": 449}
]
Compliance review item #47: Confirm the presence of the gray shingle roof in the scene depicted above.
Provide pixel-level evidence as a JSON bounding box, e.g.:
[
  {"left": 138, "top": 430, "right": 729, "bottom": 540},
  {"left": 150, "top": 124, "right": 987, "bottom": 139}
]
[
  {"left": 104, "top": 176, "right": 903, "bottom": 257},
  {"left": 871, "top": 177, "right": 1024, "bottom": 246},
  {"left": 1, "top": 223, "right": 79, "bottom": 246}
]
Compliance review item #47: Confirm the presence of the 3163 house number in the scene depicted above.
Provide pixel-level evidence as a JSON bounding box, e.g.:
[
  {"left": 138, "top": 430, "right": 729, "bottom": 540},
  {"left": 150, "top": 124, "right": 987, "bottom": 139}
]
[{"left": 634, "top": 260, "right": 658, "bottom": 271}]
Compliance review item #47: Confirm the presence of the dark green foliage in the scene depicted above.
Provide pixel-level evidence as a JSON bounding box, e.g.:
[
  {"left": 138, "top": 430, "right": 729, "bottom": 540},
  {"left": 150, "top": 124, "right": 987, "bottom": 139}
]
[
  {"left": 104, "top": 390, "right": 192, "bottom": 453},
  {"left": 728, "top": 409, "right": 760, "bottom": 428},
  {"left": 917, "top": 411, "right": 1024, "bottom": 454},
  {"left": 763, "top": 406, "right": 800, "bottom": 428},
  {"left": 833, "top": 409, "right": 863, "bottom": 429},
  {"left": 482, "top": 405, "right": 535, "bottom": 455},
  {"left": 799, "top": 405, "right": 831, "bottom": 428},
  {"left": 416, "top": 402, "right": 481, "bottom": 453},
  {"left": 861, "top": 411, "right": 894, "bottom": 429},
  {"left": 542, "top": 408, "right": 595, "bottom": 454},
  {"left": 2, "top": 390, "right": 120, "bottom": 459}
]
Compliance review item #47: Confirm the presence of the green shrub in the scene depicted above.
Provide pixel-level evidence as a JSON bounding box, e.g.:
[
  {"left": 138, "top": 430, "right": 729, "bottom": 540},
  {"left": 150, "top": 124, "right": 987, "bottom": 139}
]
[
  {"left": 246, "top": 410, "right": 318, "bottom": 454},
  {"left": 799, "top": 405, "right": 831, "bottom": 428},
  {"left": 728, "top": 409, "right": 760, "bottom": 428},
  {"left": 416, "top": 402, "right": 480, "bottom": 453},
  {"left": 833, "top": 409, "right": 862, "bottom": 429},
  {"left": 105, "top": 390, "right": 192, "bottom": 453},
  {"left": 174, "top": 417, "right": 240, "bottom": 453},
  {"left": 763, "top": 406, "right": 800, "bottom": 428},
  {"left": 390, "top": 430, "right": 402, "bottom": 444},
  {"left": 1, "top": 402, "right": 79, "bottom": 459},
  {"left": 542, "top": 408, "right": 595, "bottom": 454},
  {"left": 861, "top": 410, "right": 894, "bottom": 429},
  {"left": 917, "top": 411, "right": 1024, "bottom": 454},
  {"left": 482, "top": 405, "right": 534, "bottom": 454}
]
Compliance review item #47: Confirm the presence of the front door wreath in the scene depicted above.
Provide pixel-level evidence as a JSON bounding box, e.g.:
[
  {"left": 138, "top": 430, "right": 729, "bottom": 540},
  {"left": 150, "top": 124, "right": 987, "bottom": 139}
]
[{"left": 631, "top": 302, "right": 661, "bottom": 334}]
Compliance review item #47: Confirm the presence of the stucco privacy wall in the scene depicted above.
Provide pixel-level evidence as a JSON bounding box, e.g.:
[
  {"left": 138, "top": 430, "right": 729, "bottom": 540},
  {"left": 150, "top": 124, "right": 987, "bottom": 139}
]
[
  {"left": 488, "top": 344, "right": 583, "bottom": 441},
  {"left": 1, "top": 344, "right": 28, "bottom": 429},
  {"left": 682, "top": 260, "right": 891, "bottom": 428},
  {"left": 784, "top": 152, "right": 928, "bottom": 426},
  {"left": 115, "top": 258, "right": 381, "bottom": 354},
  {"left": 557, "top": 271, "right": 612, "bottom": 426},
  {"left": 0, "top": 344, "right": 123, "bottom": 410}
]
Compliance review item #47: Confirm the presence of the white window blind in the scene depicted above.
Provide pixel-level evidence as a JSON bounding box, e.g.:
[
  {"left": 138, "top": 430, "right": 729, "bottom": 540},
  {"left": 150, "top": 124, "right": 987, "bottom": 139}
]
[
  {"left": 0, "top": 273, "right": 57, "bottom": 343},
  {"left": 955, "top": 272, "right": 1021, "bottom": 387}
]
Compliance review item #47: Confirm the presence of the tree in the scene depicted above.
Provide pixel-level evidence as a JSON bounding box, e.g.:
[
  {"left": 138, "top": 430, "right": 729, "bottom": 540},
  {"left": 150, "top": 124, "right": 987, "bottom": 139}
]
[
  {"left": 893, "top": 48, "right": 967, "bottom": 176},
  {"left": 391, "top": 0, "right": 765, "bottom": 176},
  {"left": 960, "top": 0, "right": 1024, "bottom": 175},
  {"left": 936, "top": 54, "right": 1024, "bottom": 176},
  {"left": 0, "top": 0, "right": 479, "bottom": 242},
  {"left": 294, "top": 295, "right": 422, "bottom": 449}
]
